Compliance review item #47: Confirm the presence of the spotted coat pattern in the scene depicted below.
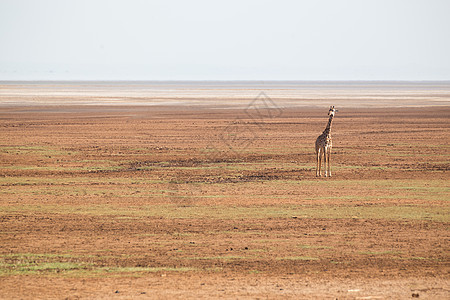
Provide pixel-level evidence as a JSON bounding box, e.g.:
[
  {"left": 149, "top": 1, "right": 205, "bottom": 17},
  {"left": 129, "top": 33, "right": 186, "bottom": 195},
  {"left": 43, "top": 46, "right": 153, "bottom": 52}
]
[{"left": 315, "top": 106, "right": 337, "bottom": 177}]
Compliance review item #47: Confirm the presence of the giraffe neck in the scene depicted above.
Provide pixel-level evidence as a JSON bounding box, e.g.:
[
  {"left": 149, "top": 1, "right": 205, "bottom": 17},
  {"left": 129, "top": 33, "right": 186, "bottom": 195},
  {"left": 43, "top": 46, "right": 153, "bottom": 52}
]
[{"left": 323, "top": 114, "right": 334, "bottom": 136}]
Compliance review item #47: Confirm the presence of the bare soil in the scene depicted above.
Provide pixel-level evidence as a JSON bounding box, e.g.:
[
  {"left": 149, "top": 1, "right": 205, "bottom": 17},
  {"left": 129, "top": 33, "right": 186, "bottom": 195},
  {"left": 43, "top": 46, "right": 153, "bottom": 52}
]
[{"left": 0, "top": 104, "right": 449, "bottom": 299}]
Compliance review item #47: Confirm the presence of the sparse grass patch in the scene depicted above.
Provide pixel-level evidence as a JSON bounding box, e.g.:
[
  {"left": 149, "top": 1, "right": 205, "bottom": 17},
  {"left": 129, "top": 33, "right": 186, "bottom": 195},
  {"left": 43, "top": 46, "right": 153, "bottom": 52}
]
[
  {"left": 0, "top": 253, "right": 198, "bottom": 277},
  {"left": 0, "top": 262, "right": 90, "bottom": 276},
  {"left": 277, "top": 256, "right": 319, "bottom": 261},
  {"left": 392, "top": 257, "right": 442, "bottom": 262},
  {"left": 0, "top": 176, "right": 155, "bottom": 186},
  {"left": 0, "top": 146, "right": 75, "bottom": 157},
  {"left": 186, "top": 256, "right": 249, "bottom": 261},
  {"left": 99, "top": 266, "right": 196, "bottom": 273},
  {"left": 1, "top": 204, "right": 448, "bottom": 221},
  {"left": 298, "top": 244, "right": 333, "bottom": 250},
  {"left": 0, "top": 165, "right": 124, "bottom": 172},
  {"left": 210, "top": 230, "right": 265, "bottom": 235},
  {"left": 358, "top": 251, "right": 402, "bottom": 255},
  {"left": 0, "top": 253, "right": 92, "bottom": 276}
]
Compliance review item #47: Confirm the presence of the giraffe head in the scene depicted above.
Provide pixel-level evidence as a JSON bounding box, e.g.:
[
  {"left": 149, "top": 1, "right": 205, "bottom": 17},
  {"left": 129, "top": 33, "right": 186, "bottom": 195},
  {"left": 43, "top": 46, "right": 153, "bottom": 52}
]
[{"left": 328, "top": 106, "right": 338, "bottom": 117}]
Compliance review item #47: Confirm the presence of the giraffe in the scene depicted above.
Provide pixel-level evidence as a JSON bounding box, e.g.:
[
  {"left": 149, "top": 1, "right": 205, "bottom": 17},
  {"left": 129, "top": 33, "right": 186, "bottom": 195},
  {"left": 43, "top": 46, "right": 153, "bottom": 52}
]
[{"left": 315, "top": 106, "right": 338, "bottom": 177}]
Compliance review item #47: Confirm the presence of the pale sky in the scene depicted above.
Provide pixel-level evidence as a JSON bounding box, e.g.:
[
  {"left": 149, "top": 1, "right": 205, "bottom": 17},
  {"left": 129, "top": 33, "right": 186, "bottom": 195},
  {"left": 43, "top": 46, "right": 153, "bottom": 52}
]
[{"left": 1, "top": 0, "right": 449, "bottom": 81}]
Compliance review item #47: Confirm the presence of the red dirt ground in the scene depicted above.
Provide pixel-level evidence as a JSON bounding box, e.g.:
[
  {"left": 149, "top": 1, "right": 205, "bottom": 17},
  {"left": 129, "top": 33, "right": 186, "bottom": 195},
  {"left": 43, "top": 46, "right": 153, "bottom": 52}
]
[{"left": 0, "top": 105, "right": 449, "bottom": 299}]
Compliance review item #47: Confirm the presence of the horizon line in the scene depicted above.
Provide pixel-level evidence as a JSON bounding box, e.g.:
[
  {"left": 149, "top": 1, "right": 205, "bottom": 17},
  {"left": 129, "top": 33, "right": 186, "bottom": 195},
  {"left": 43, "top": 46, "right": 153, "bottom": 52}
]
[{"left": 1, "top": 79, "right": 450, "bottom": 84}]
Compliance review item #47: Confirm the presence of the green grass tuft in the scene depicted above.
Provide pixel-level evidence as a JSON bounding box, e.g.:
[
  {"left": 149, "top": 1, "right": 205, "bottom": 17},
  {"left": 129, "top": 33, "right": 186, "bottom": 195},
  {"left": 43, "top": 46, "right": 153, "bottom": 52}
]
[{"left": 276, "top": 256, "right": 319, "bottom": 261}]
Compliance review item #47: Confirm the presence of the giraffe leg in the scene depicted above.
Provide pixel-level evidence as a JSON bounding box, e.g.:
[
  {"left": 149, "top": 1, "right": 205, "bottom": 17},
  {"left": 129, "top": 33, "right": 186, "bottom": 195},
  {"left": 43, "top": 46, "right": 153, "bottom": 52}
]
[
  {"left": 323, "top": 148, "right": 328, "bottom": 177},
  {"left": 327, "top": 148, "right": 332, "bottom": 177},
  {"left": 316, "top": 151, "right": 319, "bottom": 177},
  {"left": 317, "top": 149, "right": 322, "bottom": 177},
  {"left": 316, "top": 149, "right": 320, "bottom": 177},
  {"left": 315, "top": 142, "right": 320, "bottom": 177}
]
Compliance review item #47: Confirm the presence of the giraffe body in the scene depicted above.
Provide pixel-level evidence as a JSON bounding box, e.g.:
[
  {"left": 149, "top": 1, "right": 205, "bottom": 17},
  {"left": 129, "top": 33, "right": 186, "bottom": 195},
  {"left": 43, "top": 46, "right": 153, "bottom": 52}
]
[{"left": 315, "top": 106, "right": 337, "bottom": 177}]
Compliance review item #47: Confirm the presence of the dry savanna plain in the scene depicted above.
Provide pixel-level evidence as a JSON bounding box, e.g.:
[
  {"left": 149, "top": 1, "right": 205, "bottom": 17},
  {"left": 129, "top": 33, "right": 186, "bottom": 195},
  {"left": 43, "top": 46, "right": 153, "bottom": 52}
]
[{"left": 0, "top": 82, "right": 449, "bottom": 299}]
